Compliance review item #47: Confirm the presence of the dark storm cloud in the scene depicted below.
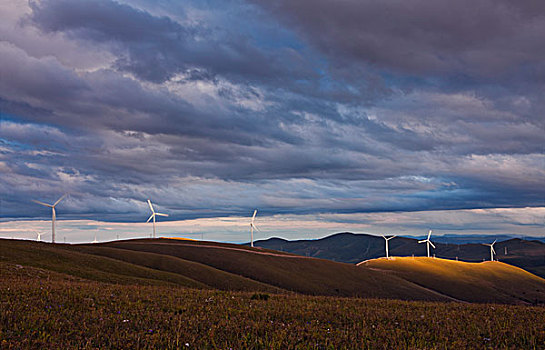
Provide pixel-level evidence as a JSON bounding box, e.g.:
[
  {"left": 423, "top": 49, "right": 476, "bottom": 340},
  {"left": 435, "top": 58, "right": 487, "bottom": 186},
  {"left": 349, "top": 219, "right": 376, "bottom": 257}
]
[
  {"left": 28, "top": 0, "right": 316, "bottom": 84},
  {"left": 0, "top": 0, "right": 543, "bottom": 224},
  {"left": 0, "top": 42, "right": 294, "bottom": 148},
  {"left": 26, "top": 0, "right": 398, "bottom": 106},
  {"left": 249, "top": 0, "right": 545, "bottom": 78}
]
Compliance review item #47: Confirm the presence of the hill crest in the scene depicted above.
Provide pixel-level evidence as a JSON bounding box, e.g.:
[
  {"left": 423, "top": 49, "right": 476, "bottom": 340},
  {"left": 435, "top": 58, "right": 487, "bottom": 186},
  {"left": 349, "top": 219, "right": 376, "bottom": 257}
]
[{"left": 360, "top": 256, "right": 545, "bottom": 304}]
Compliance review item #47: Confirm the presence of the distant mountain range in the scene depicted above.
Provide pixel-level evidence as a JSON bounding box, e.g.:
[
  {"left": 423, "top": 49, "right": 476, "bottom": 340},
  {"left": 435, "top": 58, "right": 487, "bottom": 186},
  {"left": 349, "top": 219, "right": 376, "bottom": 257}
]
[{"left": 253, "top": 232, "right": 545, "bottom": 278}]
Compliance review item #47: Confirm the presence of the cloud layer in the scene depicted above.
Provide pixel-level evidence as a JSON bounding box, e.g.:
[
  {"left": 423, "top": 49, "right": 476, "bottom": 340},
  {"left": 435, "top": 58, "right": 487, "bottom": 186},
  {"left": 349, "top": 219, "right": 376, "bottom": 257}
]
[{"left": 0, "top": 0, "right": 543, "bottom": 237}]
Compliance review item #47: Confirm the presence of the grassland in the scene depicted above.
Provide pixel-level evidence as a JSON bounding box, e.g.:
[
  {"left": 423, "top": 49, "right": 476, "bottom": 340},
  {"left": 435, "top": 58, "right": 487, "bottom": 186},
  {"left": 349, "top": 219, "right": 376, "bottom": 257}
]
[
  {"left": 360, "top": 257, "right": 545, "bottom": 304},
  {"left": 2, "top": 239, "right": 545, "bottom": 304},
  {"left": 94, "top": 239, "right": 449, "bottom": 300},
  {"left": 2, "top": 262, "right": 545, "bottom": 349}
]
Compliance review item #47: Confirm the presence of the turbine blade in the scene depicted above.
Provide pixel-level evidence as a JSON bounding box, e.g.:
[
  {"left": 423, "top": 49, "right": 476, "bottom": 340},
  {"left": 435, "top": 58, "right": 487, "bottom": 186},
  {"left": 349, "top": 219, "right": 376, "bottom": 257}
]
[
  {"left": 253, "top": 225, "right": 261, "bottom": 232},
  {"left": 156, "top": 213, "right": 168, "bottom": 217},
  {"left": 53, "top": 193, "right": 67, "bottom": 206},
  {"left": 251, "top": 209, "right": 257, "bottom": 221},
  {"left": 491, "top": 247, "right": 496, "bottom": 254},
  {"left": 146, "top": 213, "right": 155, "bottom": 223},
  {"left": 147, "top": 199, "right": 155, "bottom": 213},
  {"left": 427, "top": 230, "right": 432, "bottom": 239},
  {"left": 492, "top": 239, "right": 497, "bottom": 245},
  {"left": 418, "top": 240, "right": 426, "bottom": 243},
  {"left": 32, "top": 199, "right": 53, "bottom": 207},
  {"left": 429, "top": 241, "right": 436, "bottom": 249}
]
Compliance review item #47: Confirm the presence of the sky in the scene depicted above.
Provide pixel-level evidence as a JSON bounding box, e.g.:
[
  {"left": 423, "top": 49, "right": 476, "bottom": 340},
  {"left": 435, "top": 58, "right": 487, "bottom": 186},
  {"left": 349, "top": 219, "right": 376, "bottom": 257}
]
[{"left": 0, "top": 0, "right": 544, "bottom": 242}]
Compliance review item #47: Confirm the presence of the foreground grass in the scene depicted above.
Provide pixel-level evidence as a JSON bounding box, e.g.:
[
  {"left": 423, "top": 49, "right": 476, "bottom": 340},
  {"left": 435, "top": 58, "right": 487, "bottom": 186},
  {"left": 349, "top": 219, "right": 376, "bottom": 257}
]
[{"left": 1, "top": 266, "right": 544, "bottom": 349}]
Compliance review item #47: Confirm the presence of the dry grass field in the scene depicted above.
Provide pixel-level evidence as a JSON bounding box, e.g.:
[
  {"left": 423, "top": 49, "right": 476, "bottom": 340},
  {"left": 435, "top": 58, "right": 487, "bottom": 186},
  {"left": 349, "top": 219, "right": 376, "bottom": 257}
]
[
  {"left": 2, "top": 262, "right": 545, "bottom": 349},
  {"left": 2, "top": 239, "right": 545, "bottom": 348}
]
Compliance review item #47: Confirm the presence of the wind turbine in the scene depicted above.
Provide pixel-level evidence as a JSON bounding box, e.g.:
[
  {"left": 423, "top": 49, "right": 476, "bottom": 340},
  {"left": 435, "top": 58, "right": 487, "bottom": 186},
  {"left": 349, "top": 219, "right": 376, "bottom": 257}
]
[
  {"left": 34, "top": 230, "right": 46, "bottom": 242},
  {"left": 31, "top": 194, "right": 66, "bottom": 243},
  {"left": 483, "top": 240, "right": 496, "bottom": 261},
  {"left": 249, "top": 209, "right": 260, "bottom": 247},
  {"left": 92, "top": 230, "right": 98, "bottom": 244},
  {"left": 418, "top": 230, "right": 435, "bottom": 258},
  {"left": 382, "top": 235, "right": 396, "bottom": 259},
  {"left": 146, "top": 199, "right": 168, "bottom": 238}
]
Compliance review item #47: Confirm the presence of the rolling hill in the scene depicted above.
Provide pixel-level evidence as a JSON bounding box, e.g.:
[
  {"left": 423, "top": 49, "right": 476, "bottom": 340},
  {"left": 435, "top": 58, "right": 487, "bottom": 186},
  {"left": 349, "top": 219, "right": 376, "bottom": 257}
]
[
  {"left": 78, "top": 239, "right": 448, "bottom": 300},
  {"left": 2, "top": 238, "right": 545, "bottom": 304},
  {"left": 360, "top": 257, "right": 545, "bottom": 304},
  {"left": 253, "top": 232, "right": 545, "bottom": 277}
]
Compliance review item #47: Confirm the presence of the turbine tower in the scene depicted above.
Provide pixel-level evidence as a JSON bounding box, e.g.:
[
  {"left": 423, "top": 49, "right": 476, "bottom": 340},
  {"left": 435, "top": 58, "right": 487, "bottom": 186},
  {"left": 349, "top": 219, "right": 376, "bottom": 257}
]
[
  {"left": 93, "top": 231, "right": 98, "bottom": 244},
  {"left": 249, "top": 209, "right": 259, "bottom": 247},
  {"left": 146, "top": 199, "right": 168, "bottom": 238},
  {"left": 382, "top": 235, "right": 396, "bottom": 259},
  {"left": 32, "top": 194, "right": 66, "bottom": 243},
  {"left": 418, "top": 230, "right": 435, "bottom": 258},
  {"left": 483, "top": 240, "right": 496, "bottom": 261}
]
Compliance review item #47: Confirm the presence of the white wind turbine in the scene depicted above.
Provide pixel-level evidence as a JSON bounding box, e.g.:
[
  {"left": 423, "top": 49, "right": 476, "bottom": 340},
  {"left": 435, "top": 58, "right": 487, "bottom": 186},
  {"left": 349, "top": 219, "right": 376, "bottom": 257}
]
[
  {"left": 32, "top": 194, "right": 66, "bottom": 243},
  {"left": 146, "top": 199, "right": 168, "bottom": 239},
  {"left": 92, "top": 230, "right": 99, "bottom": 244},
  {"left": 483, "top": 240, "right": 496, "bottom": 261},
  {"left": 249, "top": 209, "right": 260, "bottom": 247},
  {"left": 382, "top": 235, "right": 396, "bottom": 259},
  {"left": 418, "top": 230, "right": 435, "bottom": 258},
  {"left": 34, "top": 230, "right": 47, "bottom": 242}
]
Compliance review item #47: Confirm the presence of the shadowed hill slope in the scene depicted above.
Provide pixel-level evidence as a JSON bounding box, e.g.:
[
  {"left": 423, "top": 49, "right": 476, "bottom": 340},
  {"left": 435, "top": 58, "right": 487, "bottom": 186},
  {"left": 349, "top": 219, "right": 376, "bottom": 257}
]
[
  {"left": 99, "top": 239, "right": 450, "bottom": 301},
  {"left": 0, "top": 239, "right": 206, "bottom": 288},
  {"left": 360, "top": 257, "right": 545, "bottom": 304},
  {"left": 0, "top": 239, "right": 282, "bottom": 293},
  {"left": 71, "top": 244, "right": 283, "bottom": 293}
]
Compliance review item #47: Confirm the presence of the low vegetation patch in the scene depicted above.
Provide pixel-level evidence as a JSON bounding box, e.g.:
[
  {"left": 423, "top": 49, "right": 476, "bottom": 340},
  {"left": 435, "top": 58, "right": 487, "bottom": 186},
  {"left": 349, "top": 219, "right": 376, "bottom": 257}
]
[{"left": 250, "top": 293, "right": 270, "bottom": 301}]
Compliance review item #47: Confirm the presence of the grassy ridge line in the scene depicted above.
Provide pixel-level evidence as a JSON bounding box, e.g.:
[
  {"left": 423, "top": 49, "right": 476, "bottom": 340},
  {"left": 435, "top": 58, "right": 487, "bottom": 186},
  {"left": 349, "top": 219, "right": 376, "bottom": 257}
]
[
  {"left": 131, "top": 238, "right": 299, "bottom": 256},
  {"left": 0, "top": 240, "right": 206, "bottom": 288},
  {"left": 104, "top": 240, "right": 452, "bottom": 301},
  {"left": 71, "top": 245, "right": 285, "bottom": 293},
  {"left": 362, "top": 257, "right": 545, "bottom": 304}
]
